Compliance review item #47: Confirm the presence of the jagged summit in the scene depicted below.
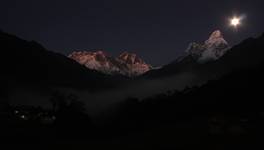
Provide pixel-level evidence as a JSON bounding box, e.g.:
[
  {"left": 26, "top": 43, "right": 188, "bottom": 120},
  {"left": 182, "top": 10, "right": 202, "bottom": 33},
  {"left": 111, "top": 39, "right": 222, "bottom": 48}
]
[
  {"left": 186, "top": 30, "right": 229, "bottom": 63},
  {"left": 208, "top": 30, "right": 223, "bottom": 40},
  {"left": 205, "top": 30, "right": 228, "bottom": 49},
  {"left": 118, "top": 51, "right": 145, "bottom": 65},
  {"left": 68, "top": 50, "right": 151, "bottom": 76},
  {"left": 68, "top": 50, "right": 120, "bottom": 75}
]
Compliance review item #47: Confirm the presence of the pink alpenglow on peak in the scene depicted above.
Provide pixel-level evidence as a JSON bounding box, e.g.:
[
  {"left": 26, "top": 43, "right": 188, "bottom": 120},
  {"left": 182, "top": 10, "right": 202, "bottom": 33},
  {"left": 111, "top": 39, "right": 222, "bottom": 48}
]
[
  {"left": 68, "top": 50, "right": 152, "bottom": 76},
  {"left": 117, "top": 52, "right": 152, "bottom": 76}
]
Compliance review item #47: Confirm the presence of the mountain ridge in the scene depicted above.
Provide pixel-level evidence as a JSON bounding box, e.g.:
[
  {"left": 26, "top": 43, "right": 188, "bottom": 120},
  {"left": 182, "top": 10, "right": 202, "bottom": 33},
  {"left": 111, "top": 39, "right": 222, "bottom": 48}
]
[
  {"left": 186, "top": 30, "right": 229, "bottom": 63},
  {"left": 143, "top": 30, "right": 229, "bottom": 78},
  {"left": 68, "top": 50, "right": 152, "bottom": 77}
]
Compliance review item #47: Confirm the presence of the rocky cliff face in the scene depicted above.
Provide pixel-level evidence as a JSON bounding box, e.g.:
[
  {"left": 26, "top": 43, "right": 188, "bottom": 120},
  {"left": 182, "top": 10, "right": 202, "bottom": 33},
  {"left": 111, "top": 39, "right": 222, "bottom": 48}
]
[{"left": 68, "top": 51, "right": 152, "bottom": 76}]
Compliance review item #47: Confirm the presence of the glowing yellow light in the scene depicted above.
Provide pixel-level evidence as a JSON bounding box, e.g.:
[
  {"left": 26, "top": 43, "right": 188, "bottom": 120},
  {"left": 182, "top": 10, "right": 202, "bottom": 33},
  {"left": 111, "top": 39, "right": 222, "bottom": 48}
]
[{"left": 230, "top": 17, "right": 240, "bottom": 27}]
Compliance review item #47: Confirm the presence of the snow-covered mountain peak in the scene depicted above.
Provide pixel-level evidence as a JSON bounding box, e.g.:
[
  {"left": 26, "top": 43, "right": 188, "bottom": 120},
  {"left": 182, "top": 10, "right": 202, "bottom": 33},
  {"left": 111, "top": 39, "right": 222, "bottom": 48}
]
[
  {"left": 68, "top": 50, "right": 151, "bottom": 76},
  {"left": 186, "top": 30, "right": 229, "bottom": 63},
  {"left": 205, "top": 30, "right": 228, "bottom": 49}
]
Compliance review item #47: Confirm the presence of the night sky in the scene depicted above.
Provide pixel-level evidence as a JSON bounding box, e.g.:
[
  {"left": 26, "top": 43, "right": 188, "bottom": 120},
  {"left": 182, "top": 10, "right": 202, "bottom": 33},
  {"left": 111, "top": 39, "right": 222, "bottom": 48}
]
[{"left": 1, "top": 0, "right": 264, "bottom": 66}]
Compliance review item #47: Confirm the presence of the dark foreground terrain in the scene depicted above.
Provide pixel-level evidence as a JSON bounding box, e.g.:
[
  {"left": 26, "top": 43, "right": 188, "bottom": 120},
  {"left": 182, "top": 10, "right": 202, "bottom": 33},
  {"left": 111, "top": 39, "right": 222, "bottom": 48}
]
[{"left": 1, "top": 64, "right": 264, "bottom": 149}]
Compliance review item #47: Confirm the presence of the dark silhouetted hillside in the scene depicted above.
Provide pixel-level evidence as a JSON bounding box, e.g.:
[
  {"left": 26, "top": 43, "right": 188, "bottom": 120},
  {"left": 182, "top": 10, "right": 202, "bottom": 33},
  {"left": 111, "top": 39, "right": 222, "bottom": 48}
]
[{"left": 0, "top": 31, "right": 128, "bottom": 90}]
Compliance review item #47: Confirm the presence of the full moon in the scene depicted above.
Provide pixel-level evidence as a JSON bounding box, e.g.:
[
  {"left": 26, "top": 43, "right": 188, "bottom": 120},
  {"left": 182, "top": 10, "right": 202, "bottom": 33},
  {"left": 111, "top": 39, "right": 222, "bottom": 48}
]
[{"left": 230, "top": 17, "right": 241, "bottom": 27}]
